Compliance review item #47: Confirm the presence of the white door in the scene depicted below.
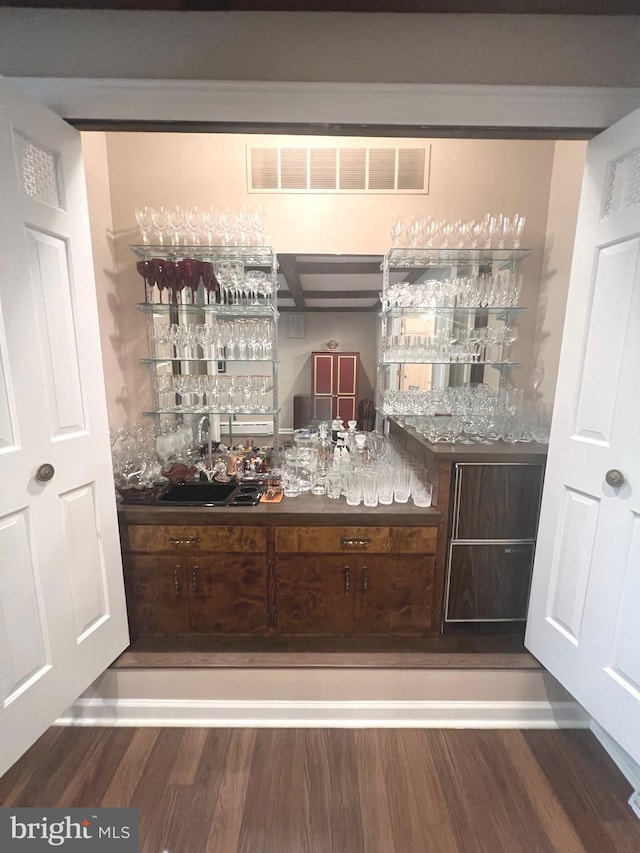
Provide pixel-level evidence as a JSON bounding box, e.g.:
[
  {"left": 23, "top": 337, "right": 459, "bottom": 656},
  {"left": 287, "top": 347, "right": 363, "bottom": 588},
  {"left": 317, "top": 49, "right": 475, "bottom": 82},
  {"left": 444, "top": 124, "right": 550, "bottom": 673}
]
[
  {"left": 526, "top": 108, "right": 640, "bottom": 765},
  {"left": 0, "top": 78, "right": 129, "bottom": 774}
]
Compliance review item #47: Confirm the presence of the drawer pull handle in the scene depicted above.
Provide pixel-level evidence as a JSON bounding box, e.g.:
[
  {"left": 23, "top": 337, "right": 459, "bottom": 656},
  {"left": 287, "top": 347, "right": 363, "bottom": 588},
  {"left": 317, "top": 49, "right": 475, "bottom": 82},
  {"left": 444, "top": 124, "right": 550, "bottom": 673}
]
[
  {"left": 169, "top": 536, "right": 201, "bottom": 546},
  {"left": 174, "top": 565, "right": 181, "bottom": 599},
  {"left": 344, "top": 566, "right": 350, "bottom": 595},
  {"left": 191, "top": 565, "right": 202, "bottom": 596},
  {"left": 341, "top": 537, "right": 371, "bottom": 548},
  {"left": 362, "top": 566, "right": 369, "bottom": 593}
]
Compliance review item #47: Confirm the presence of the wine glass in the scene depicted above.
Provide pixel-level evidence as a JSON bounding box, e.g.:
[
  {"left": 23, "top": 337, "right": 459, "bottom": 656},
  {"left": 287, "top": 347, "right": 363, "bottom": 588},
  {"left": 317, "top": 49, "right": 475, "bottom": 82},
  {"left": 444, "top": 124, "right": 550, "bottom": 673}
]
[
  {"left": 134, "top": 206, "right": 153, "bottom": 244},
  {"left": 151, "top": 206, "right": 168, "bottom": 245},
  {"left": 166, "top": 206, "right": 185, "bottom": 247}
]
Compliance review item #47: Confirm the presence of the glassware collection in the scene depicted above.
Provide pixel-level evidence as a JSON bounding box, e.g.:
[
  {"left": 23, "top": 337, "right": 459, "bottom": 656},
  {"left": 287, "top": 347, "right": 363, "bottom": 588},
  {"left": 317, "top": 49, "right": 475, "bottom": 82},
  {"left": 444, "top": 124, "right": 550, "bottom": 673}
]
[
  {"left": 383, "top": 383, "right": 552, "bottom": 444},
  {"left": 390, "top": 213, "right": 525, "bottom": 250},
  {"left": 155, "top": 374, "right": 274, "bottom": 414},
  {"left": 150, "top": 319, "right": 275, "bottom": 361},
  {"left": 114, "top": 202, "right": 546, "bottom": 506},
  {"left": 136, "top": 258, "right": 276, "bottom": 306},
  {"left": 135, "top": 205, "right": 269, "bottom": 246},
  {"left": 279, "top": 421, "right": 433, "bottom": 507},
  {"left": 380, "top": 270, "right": 523, "bottom": 310}
]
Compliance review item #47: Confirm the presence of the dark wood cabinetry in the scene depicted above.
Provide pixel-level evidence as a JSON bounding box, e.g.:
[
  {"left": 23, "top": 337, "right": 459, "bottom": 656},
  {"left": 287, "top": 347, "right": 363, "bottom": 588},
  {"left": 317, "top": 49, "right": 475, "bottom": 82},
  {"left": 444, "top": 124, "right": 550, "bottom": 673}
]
[
  {"left": 446, "top": 463, "right": 543, "bottom": 627},
  {"left": 388, "top": 418, "right": 547, "bottom": 633},
  {"left": 121, "top": 524, "right": 269, "bottom": 637},
  {"left": 274, "top": 525, "right": 437, "bottom": 636},
  {"left": 118, "top": 509, "right": 441, "bottom": 641}
]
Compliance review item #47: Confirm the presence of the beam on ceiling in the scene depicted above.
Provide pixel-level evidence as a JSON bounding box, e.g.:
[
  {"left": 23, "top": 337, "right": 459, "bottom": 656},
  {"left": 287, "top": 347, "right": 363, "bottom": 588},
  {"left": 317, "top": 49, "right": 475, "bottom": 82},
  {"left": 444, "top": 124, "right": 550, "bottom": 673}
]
[
  {"left": 277, "top": 254, "right": 306, "bottom": 311},
  {"left": 297, "top": 261, "right": 383, "bottom": 276},
  {"left": 303, "top": 290, "right": 381, "bottom": 300}
]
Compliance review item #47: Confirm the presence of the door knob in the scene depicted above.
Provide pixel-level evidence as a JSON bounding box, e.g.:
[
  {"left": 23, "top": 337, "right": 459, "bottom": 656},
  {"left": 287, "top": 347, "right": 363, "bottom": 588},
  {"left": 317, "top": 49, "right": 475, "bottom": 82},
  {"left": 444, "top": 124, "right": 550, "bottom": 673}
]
[
  {"left": 605, "top": 469, "right": 625, "bottom": 488},
  {"left": 35, "top": 463, "right": 55, "bottom": 483}
]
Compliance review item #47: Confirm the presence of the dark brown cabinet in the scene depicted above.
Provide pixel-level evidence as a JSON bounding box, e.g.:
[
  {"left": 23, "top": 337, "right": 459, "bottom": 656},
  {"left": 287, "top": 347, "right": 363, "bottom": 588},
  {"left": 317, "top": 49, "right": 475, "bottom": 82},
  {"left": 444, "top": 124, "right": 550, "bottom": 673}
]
[
  {"left": 274, "top": 525, "right": 437, "bottom": 636},
  {"left": 445, "top": 462, "right": 544, "bottom": 628},
  {"left": 123, "top": 555, "right": 191, "bottom": 636},
  {"left": 121, "top": 524, "right": 269, "bottom": 637},
  {"left": 119, "top": 516, "right": 440, "bottom": 641}
]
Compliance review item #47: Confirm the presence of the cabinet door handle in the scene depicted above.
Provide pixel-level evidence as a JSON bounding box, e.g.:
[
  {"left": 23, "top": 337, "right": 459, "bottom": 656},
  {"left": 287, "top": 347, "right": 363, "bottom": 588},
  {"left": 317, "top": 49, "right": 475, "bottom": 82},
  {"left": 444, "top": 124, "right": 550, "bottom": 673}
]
[
  {"left": 174, "top": 565, "right": 181, "bottom": 599},
  {"left": 362, "top": 566, "right": 369, "bottom": 594},
  {"left": 191, "top": 565, "right": 202, "bottom": 596},
  {"left": 169, "top": 536, "right": 200, "bottom": 546},
  {"left": 344, "top": 566, "right": 351, "bottom": 595},
  {"left": 341, "top": 537, "right": 371, "bottom": 548}
]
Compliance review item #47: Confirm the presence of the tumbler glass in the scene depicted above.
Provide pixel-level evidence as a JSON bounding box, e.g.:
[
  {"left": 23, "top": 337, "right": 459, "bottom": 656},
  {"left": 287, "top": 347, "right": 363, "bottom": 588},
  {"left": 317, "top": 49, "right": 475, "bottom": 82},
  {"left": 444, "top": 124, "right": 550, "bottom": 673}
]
[
  {"left": 378, "top": 470, "right": 394, "bottom": 505},
  {"left": 361, "top": 469, "right": 379, "bottom": 508},
  {"left": 326, "top": 469, "right": 342, "bottom": 500},
  {"left": 394, "top": 467, "right": 411, "bottom": 504},
  {"left": 345, "top": 470, "right": 362, "bottom": 506},
  {"left": 412, "top": 482, "right": 433, "bottom": 507}
]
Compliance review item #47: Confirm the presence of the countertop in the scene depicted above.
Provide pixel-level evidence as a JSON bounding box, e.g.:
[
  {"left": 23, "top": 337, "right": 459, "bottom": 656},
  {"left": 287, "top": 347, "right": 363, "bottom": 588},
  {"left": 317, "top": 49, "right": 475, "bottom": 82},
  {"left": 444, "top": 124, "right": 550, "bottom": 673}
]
[
  {"left": 389, "top": 419, "right": 549, "bottom": 464},
  {"left": 117, "top": 491, "right": 441, "bottom": 527}
]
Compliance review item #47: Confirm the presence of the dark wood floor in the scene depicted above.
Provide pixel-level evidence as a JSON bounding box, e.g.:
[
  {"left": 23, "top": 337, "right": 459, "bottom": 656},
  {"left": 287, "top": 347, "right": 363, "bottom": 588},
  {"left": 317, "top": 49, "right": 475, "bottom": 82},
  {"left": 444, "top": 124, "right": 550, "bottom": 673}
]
[{"left": 1, "top": 727, "right": 638, "bottom": 852}]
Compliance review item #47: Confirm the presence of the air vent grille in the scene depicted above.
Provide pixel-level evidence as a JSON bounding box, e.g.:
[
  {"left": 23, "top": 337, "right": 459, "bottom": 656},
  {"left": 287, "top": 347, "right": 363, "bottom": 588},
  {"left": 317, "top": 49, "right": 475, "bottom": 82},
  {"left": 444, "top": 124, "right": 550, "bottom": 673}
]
[{"left": 248, "top": 144, "right": 430, "bottom": 194}]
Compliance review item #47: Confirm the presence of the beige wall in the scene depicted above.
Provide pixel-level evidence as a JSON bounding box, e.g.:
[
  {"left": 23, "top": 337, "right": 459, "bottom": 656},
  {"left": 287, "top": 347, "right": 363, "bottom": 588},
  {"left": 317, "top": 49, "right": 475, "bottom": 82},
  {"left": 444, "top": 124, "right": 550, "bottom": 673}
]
[
  {"left": 84, "top": 130, "right": 579, "bottom": 431},
  {"left": 2, "top": 11, "right": 640, "bottom": 87},
  {"left": 536, "top": 141, "right": 589, "bottom": 404}
]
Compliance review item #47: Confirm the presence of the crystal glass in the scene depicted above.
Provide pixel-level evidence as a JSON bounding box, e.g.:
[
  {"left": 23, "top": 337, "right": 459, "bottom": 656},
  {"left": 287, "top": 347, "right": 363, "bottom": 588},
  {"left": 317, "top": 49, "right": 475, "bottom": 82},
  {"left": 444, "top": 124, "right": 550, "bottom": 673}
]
[{"left": 325, "top": 469, "right": 342, "bottom": 500}]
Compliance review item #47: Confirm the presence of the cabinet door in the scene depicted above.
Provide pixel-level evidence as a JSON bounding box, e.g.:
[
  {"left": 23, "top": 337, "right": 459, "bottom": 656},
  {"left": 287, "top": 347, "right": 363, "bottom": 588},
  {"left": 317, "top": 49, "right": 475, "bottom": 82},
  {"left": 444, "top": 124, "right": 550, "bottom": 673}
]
[
  {"left": 189, "top": 555, "right": 268, "bottom": 634},
  {"left": 446, "top": 543, "right": 534, "bottom": 622},
  {"left": 123, "top": 555, "right": 191, "bottom": 637},
  {"left": 276, "top": 554, "right": 354, "bottom": 635},
  {"left": 355, "top": 555, "right": 435, "bottom": 636},
  {"left": 453, "top": 463, "right": 544, "bottom": 541}
]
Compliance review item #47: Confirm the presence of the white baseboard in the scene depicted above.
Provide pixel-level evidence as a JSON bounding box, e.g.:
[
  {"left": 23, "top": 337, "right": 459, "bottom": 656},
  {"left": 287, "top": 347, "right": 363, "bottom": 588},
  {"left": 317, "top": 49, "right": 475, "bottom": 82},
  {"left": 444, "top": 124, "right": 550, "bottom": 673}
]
[
  {"left": 57, "top": 698, "right": 589, "bottom": 729},
  {"left": 591, "top": 721, "right": 640, "bottom": 790}
]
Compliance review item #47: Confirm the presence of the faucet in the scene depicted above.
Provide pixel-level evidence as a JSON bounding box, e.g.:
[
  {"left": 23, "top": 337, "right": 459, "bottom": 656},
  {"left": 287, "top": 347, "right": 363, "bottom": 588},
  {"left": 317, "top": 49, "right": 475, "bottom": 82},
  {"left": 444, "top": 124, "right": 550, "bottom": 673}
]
[{"left": 197, "top": 416, "right": 213, "bottom": 469}]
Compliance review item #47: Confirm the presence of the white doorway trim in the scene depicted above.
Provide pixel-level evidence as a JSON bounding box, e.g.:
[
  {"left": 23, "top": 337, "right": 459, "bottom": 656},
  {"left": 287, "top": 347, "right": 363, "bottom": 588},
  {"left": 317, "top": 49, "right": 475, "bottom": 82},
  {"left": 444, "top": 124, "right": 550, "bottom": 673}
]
[{"left": 7, "top": 78, "right": 640, "bottom": 130}]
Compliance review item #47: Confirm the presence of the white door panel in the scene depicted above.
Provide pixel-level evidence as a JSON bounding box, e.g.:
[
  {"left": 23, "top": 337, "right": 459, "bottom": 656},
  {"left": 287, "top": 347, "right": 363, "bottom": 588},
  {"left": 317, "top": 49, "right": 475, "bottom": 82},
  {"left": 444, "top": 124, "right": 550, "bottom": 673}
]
[
  {"left": 0, "top": 77, "right": 129, "bottom": 774},
  {"left": 526, "top": 108, "right": 640, "bottom": 765}
]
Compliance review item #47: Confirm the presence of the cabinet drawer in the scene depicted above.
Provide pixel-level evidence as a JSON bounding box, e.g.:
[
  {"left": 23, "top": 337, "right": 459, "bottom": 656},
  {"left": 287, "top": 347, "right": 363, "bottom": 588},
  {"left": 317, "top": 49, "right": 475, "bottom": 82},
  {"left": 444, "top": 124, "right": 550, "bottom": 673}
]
[
  {"left": 453, "top": 463, "right": 544, "bottom": 541},
  {"left": 445, "top": 542, "right": 534, "bottom": 622},
  {"left": 275, "top": 526, "right": 437, "bottom": 555},
  {"left": 124, "top": 524, "right": 267, "bottom": 554}
]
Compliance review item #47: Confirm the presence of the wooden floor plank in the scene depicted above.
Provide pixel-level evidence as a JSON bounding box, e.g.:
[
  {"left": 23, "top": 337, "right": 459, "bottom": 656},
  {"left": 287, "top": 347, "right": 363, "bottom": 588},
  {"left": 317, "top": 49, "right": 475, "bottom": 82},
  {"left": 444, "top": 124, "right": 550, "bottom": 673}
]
[
  {"left": 58, "top": 728, "right": 135, "bottom": 807},
  {"left": 496, "top": 730, "right": 587, "bottom": 853},
  {"left": 206, "top": 728, "right": 257, "bottom": 853},
  {"left": 353, "top": 729, "right": 397, "bottom": 853},
  {"left": 0, "top": 726, "right": 63, "bottom": 806},
  {"left": 523, "top": 730, "right": 638, "bottom": 853},
  {"left": 167, "top": 726, "right": 209, "bottom": 785},
  {"left": 100, "top": 727, "right": 160, "bottom": 808},
  {"left": 0, "top": 726, "right": 637, "bottom": 853}
]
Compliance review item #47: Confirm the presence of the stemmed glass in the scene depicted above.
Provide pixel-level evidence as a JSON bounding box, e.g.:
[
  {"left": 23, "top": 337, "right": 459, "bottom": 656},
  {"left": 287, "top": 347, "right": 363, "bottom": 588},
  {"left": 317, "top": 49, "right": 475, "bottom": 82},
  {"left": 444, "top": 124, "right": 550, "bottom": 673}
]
[
  {"left": 151, "top": 206, "right": 168, "bottom": 245},
  {"left": 201, "top": 206, "right": 218, "bottom": 244},
  {"left": 135, "top": 206, "right": 153, "bottom": 244},
  {"left": 166, "top": 206, "right": 184, "bottom": 247},
  {"left": 185, "top": 206, "right": 201, "bottom": 245}
]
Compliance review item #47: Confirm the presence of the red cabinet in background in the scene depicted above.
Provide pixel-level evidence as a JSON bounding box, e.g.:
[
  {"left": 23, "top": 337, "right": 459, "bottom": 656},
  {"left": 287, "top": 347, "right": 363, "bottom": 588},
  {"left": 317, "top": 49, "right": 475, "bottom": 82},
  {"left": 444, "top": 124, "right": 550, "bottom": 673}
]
[{"left": 311, "top": 351, "right": 360, "bottom": 423}]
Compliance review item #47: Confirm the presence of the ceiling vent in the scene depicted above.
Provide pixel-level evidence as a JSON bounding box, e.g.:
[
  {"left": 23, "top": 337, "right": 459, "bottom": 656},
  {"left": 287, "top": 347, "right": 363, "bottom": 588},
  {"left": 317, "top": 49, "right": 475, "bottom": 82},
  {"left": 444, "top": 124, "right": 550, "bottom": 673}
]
[{"left": 248, "top": 144, "right": 430, "bottom": 194}]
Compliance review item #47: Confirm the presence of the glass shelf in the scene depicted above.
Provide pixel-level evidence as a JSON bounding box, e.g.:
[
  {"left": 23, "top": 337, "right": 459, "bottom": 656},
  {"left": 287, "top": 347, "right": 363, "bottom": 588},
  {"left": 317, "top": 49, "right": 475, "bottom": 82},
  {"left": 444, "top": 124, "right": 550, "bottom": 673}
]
[
  {"left": 380, "top": 360, "right": 521, "bottom": 368},
  {"left": 144, "top": 408, "right": 280, "bottom": 416},
  {"left": 130, "top": 244, "right": 276, "bottom": 266},
  {"left": 384, "top": 247, "right": 531, "bottom": 269},
  {"left": 136, "top": 302, "right": 277, "bottom": 318},
  {"left": 380, "top": 306, "right": 525, "bottom": 319},
  {"left": 140, "top": 357, "right": 278, "bottom": 365}
]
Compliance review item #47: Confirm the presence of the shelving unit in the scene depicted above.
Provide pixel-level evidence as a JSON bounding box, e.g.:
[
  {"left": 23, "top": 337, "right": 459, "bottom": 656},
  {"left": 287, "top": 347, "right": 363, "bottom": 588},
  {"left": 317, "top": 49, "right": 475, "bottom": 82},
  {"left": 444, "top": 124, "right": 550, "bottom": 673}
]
[
  {"left": 131, "top": 244, "right": 279, "bottom": 446},
  {"left": 377, "top": 247, "right": 531, "bottom": 422}
]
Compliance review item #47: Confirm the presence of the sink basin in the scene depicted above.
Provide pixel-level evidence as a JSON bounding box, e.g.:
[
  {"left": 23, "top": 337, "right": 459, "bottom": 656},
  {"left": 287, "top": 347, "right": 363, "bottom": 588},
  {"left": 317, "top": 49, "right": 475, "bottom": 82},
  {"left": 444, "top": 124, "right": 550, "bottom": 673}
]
[{"left": 157, "top": 481, "right": 263, "bottom": 506}]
